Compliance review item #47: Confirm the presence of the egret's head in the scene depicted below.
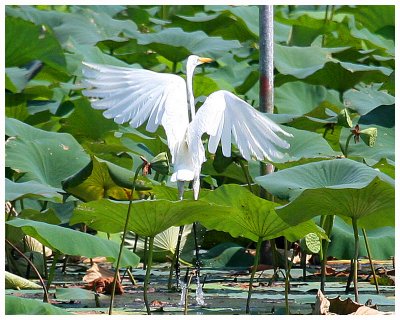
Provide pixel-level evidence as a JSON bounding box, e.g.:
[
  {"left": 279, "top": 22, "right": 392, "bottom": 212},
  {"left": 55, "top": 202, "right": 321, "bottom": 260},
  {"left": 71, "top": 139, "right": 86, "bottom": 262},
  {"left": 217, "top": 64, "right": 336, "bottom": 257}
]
[{"left": 187, "top": 55, "right": 213, "bottom": 68}]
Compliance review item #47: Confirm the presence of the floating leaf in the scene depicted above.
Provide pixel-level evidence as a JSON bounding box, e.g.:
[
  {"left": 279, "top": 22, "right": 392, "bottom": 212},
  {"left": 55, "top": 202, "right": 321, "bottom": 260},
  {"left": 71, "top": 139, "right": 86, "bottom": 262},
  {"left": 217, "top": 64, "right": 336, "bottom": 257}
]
[
  {"left": 200, "top": 242, "right": 254, "bottom": 268},
  {"left": 6, "top": 218, "right": 140, "bottom": 268}
]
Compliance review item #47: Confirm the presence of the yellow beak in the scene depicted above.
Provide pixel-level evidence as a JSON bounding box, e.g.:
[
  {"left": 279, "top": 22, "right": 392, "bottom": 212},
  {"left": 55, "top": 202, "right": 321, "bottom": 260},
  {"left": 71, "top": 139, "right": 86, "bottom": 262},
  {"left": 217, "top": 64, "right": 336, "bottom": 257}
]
[{"left": 198, "top": 57, "right": 213, "bottom": 64}]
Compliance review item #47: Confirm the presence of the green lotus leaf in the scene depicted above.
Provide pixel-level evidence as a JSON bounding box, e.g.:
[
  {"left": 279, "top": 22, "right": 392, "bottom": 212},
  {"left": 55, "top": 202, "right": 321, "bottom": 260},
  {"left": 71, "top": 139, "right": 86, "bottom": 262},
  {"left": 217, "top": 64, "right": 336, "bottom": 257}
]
[
  {"left": 257, "top": 159, "right": 394, "bottom": 243},
  {"left": 337, "top": 108, "right": 353, "bottom": 128},
  {"left": 5, "top": 67, "right": 31, "bottom": 93},
  {"left": 6, "top": 218, "right": 140, "bottom": 268},
  {"left": 372, "top": 158, "right": 394, "bottom": 179},
  {"left": 56, "top": 287, "right": 107, "bottom": 301},
  {"left": 5, "top": 117, "right": 90, "bottom": 189},
  {"left": 124, "top": 225, "right": 194, "bottom": 262},
  {"left": 340, "top": 124, "right": 394, "bottom": 164},
  {"left": 328, "top": 216, "right": 394, "bottom": 260},
  {"left": 5, "top": 16, "right": 66, "bottom": 70},
  {"left": 174, "top": 9, "right": 257, "bottom": 42},
  {"left": 274, "top": 44, "right": 348, "bottom": 79},
  {"left": 270, "top": 125, "right": 339, "bottom": 168},
  {"left": 5, "top": 295, "right": 71, "bottom": 315},
  {"left": 5, "top": 271, "right": 42, "bottom": 290},
  {"left": 6, "top": 5, "right": 137, "bottom": 47},
  {"left": 200, "top": 242, "right": 254, "bottom": 268},
  {"left": 256, "top": 158, "right": 393, "bottom": 200},
  {"left": 71, "top": 198, "right": 228, "bottom": 237},
  {"left": 276, "top": 178, "right": 394, "bottom": 230},
  {"left": 5, "top": 178, "right": 64, "bottom": 203},
  {"left": 343, "top": 83, "right": 395, "bottom": 115},
  {"left": 337, "top": 5, "right": 394, "bottom": 38},
  {"left": 59, "top": 98, "right": 118, "bottom": 141},
  {"left": 136, "top": 27, "right": 241, "bottom": 62},
  {"left": 275, "top": 81, "right": 327, "bottom": 115},
  {"left": 62, "top": 156, "right": 152, "bottom": 201},
  {"left": 19, "top": 208, "right": 61, "bottom": 225},
  {"left": 275, "top": 44, "right": 392, "bottom": 91},
  {"left": 198, "top": 184, "right": 326, "bottom": 242}
]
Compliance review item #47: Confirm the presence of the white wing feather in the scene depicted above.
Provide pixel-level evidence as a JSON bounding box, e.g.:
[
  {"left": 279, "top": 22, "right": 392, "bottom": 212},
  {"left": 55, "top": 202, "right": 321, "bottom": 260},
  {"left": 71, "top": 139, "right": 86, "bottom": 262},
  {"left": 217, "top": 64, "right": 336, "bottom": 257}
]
[
  {"left": 188, "top": 90, "right": 292, "bottom": 164},
  {"left": 81, "top": 62, "right": 189, "bottom": 161}
]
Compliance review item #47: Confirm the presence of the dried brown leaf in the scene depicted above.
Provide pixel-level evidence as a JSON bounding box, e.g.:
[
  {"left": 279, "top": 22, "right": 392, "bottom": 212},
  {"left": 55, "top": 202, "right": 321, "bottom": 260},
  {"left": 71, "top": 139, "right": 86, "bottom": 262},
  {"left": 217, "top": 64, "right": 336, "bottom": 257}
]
[{"left": 83, "top": 263, "right": 114, "bottom": 283}]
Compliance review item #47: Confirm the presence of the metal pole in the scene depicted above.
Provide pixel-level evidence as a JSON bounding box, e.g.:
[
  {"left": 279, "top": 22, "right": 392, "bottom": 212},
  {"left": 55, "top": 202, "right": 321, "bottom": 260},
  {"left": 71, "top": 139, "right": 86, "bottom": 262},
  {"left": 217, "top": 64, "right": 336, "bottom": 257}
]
[
  {"left": 259, "top": 5, "right": 275, "bottom": 177},
  {"left": 259, "top": 5, "right": 274, "bottom": 115}
]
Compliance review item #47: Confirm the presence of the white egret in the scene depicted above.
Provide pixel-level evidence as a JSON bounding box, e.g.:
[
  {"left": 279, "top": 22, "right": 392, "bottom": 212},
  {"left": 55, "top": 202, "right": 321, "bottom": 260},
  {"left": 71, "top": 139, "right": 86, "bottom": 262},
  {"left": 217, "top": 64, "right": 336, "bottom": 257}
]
[{"left": 81, "top": 55, "right": 292, "bottom": 305}]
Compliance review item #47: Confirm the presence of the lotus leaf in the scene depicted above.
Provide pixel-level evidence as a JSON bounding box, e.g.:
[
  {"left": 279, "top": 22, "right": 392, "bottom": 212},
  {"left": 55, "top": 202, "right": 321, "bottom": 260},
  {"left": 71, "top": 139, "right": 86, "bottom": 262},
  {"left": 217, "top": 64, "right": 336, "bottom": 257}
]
[{"left": 6, "top": 218, "right": 140, "bottom": 268}]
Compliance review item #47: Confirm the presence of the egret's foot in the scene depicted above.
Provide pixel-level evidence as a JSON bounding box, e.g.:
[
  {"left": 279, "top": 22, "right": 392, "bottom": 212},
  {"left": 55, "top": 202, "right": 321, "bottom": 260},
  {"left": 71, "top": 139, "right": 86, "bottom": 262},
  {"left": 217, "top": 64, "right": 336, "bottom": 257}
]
[
  {"left": 195, "top": 282, "right": 205, "bottom": 306},
  {"left": 178, "top": 280, "right": 187, "bottom": 306}
]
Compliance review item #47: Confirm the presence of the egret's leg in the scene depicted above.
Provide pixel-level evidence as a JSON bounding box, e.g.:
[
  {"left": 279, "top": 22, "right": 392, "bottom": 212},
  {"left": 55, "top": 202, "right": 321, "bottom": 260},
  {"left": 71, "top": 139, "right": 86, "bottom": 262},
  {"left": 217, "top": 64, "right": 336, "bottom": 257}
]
[
  {"left": 177, "top": 180, "right": 185, "bottom": 200},
  {"left": 192, "top": 221, "right": 205, "bottom": 305},
  {"left": 193, "top": 176, "right": 200, "bottom": 201},
  {"left": 174, "top": 225, "right": 185, "bottom": 290}
]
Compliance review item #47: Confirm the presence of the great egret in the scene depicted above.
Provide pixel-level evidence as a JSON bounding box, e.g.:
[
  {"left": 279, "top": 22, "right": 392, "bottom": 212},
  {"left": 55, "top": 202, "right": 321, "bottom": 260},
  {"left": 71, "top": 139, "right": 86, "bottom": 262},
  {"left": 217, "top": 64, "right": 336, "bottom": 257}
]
[{"left": 82, "top": 55, "right": 292, "bottom": 305}]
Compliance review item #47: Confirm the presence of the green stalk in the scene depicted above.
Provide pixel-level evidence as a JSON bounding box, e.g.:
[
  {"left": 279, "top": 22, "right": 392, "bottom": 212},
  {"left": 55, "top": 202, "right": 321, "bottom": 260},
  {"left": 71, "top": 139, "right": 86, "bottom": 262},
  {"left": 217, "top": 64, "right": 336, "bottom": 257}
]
[
  {"left": 319, "top": 215, "right": 334, "bottom": 292},
  {"left": 237, "top": 158, "right": 253, "bottom": 193},
  {"left": 352, "top": 218, "right": 360, "bottom": 302},
  {"left": 42, "top": 245, "right": 48, "bottom": 279},
  {"left": 108, "top": 165, "right": 142, "bottom": 315},
  {"left": 343, "top": 133, "right": 353, "bottom": 157},
  {"left": 362, "top": 228, "right": 379, "bottom": 294},
  {"left": 144, "top": 236, "right": 155, "bottom": 315},
  {"left": 246, "top": 236, "right": 263, "bottom": 314},
  {"left": 46, "top": 251, "right": 60, "bottom": 291},
  {"left": 284, "top": 239, "right": 290, "bottom": 315}
]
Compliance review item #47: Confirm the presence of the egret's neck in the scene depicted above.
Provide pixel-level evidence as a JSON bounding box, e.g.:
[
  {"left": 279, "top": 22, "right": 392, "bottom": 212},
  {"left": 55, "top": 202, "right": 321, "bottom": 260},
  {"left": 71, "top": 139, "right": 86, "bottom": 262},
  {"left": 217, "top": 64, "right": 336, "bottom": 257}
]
[{"left": 186, "top": 66, "right": 196, "bottom": 122}]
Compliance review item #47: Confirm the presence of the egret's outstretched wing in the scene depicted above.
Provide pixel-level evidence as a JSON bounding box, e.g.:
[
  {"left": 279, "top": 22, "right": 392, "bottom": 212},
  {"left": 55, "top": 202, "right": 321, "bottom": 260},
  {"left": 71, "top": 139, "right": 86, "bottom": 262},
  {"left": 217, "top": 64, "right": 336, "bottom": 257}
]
[
  {"left": 188, "top": 90, "right": 292, "bottom": 162},
  {"left": 81, "top": 62, "right": 189, "bottom": 157}
]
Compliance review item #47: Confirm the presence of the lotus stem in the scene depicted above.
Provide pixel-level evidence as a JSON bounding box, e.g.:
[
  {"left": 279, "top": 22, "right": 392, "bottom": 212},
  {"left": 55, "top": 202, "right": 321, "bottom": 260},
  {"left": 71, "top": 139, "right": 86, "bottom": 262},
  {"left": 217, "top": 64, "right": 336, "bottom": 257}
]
[
  {"left": 109, "top": 165, "right": 142, "bottom": 315},
  {"left": 173, "top": 225, "right": 185, "bottom": 290},
  {"left": 5, "top": 239, "right": 50, "bottom": 303},
  {"left": 184, "top": 272, "right": 194, "bottom": 315},
  {"left": 237, "top": 158, "right": 253, "bottom": 193},
  {"left": 144, "top": 236, "right": 155, "bottom": 315},
  {"left": 362, "top": 228, "right": 379, "bottom": 294},
  {"left": 42, "top": 245, "right": 48, "bottom": 279},
  {"left": 46, "top": 250, "right": 60, "bottom": 291},
  {"left": 319, "top": 215, "right": 334, "bottom": 293},
  {"left": 246, "top": 236, "right": 263, "bottom": 314},
  {"left": 284, "top": 239, "right": 290, "bottom": 314},
  {"left": 351, "top": 218, "right": 360, "bottom": 302},
  {"left": 343, "top": 133, "right": 353, "bottom": 157}
]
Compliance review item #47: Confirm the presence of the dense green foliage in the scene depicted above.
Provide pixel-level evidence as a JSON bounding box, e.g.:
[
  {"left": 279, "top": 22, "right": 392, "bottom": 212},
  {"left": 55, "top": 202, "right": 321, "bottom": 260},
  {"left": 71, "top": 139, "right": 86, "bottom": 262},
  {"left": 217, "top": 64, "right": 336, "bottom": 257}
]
[{"left": 5, "top": 5, "right": 395, "bottom": 314}]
